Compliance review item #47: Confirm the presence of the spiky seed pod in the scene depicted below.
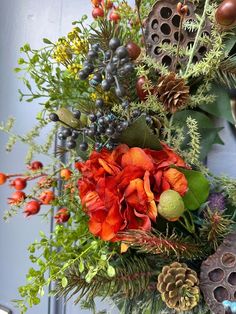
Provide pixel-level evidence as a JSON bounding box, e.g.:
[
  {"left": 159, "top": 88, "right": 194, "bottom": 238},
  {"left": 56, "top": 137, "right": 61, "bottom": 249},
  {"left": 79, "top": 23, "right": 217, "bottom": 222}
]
[
  {"left": 157, "top": 262, "right": 200, "bottom": 312},
  {"left": 156, "top": 73, "right": 189, "bottom": 113}
]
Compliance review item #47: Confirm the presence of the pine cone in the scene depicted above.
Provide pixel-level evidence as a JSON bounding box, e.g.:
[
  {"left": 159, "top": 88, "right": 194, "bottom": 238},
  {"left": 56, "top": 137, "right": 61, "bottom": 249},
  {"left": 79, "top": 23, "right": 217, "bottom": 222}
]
[
  {"left": 157, "top": 73, "right": 189, "bottom": 113},
  {"left": 157, "top": 262, "right": 200, "bottom": 312}
]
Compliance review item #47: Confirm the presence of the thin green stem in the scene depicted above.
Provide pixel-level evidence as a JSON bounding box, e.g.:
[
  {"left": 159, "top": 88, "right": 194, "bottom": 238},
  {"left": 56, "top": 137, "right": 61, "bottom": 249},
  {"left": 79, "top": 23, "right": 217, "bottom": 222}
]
[{"left": 184, "top": 0, "right": 210, "bottom": 77}]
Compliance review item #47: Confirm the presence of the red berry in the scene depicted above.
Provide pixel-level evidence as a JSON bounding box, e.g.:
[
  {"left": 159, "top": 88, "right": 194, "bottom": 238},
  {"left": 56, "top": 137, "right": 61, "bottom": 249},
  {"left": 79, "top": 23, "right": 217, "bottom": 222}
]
[
  {"left": 11, "top": 178, "right": 27, "bottom": 190},
  {"left": 126, "top": 42, "right": 141, "bottom": 60},
  {"left": 215, "top": 0, "right": 236, "bottom": 27},
  {"left": 0, "top": 173, "right": 7, "bottom": 185},
  {"left": 136, "top": 76, "right": 154, "bottom": 101},
  {"left": 102, "top": 0, "right": 113, "bottom": 9},
  {"left": 39, "top": 190, "right": 55, "bottom": 205},
  {"left": 109, "top": 9, "right": 120, "bottom": 23},
  {"left": 28, "top": 161, "right": 43, "bottom": 171},
  {"left": 60, "top": 168, "right": 72, "bottom": 180},
  {"left": 8, "top": 191, "right": 26, "bottom": 205},
  {"left": 92, "top": 7, "right": 104, "bottom": 18},
  {"left": 24, "top": 201, "right": 41, "bottom": 217},
  {"left": 54, "top": 208, "right": 70, "bottom": 224}
]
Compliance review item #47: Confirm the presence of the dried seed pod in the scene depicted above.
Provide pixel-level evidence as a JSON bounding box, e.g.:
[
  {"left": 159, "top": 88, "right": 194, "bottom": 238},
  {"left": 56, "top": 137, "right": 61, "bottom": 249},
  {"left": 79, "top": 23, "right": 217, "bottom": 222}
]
[
  {"left": 200, "top": 232, "right": 236, "bottom": 314},
  {"left": 144, "top": 0, "right": 212, "bottom": 71}
]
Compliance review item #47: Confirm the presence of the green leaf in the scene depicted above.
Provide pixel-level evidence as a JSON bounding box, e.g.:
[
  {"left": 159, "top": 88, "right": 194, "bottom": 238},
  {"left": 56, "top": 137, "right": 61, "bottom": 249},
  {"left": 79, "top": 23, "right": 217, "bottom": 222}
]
[
  {"left": 173, "top": 110, "right": 224, "bottom": 159},
  {"left": 61, "top": 277, "right": 68, "bottom": 288},
  {"left": 79, "top": 260, "right": 84, "bottom": 273},
  {"left": 179, "top": 169, "right": 210, "bottom": 210},
  {"left": 199, "top": 84, "right": 234, "bottom": 124},
  {"left": 117, "top": 115, "right": 162, "bottom": 150},
  {"left": 107, "top": 265, "right": 116, "bottom": 277},
  {"left": 43, "top": 38, "right": 54, "bottom": 45}
]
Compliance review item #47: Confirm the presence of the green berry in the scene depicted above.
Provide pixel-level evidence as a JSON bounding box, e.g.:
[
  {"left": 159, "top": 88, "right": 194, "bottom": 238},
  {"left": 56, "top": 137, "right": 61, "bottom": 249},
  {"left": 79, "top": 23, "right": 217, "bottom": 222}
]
[{"left": 158, "top": 190, "right": 185, "bottom": 221}]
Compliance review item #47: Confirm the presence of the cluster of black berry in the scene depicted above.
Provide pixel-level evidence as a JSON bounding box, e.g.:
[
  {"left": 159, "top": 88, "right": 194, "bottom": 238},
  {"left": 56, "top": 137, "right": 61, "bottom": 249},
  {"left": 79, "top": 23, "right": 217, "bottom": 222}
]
[
  {"left": 49, "top": 111, "right": 88, "bottom": 151},
  {"left": 78, "top": 38, "right": 135, "bottom": 100},
  {"left": 49, "top": 104, "right": 132, "bottom": 151}
]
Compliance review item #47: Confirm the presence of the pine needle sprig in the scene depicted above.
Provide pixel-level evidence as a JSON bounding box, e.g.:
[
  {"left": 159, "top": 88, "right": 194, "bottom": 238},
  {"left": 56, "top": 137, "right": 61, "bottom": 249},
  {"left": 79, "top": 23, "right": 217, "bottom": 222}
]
[
  {"left": 117, "top": 229, "right": 206, "bottom": 260},
  {"left": 215, "top": 55, "right": 236, "bottom": 89},
  {"left": 89, "top": 20, "right": 123, "bottom": 51},
  {"left": 57, "top": 257, "right": 157, "bottom": 306},
  {"left": 200, "top": 208, "right": 234, "bottom": 250}
]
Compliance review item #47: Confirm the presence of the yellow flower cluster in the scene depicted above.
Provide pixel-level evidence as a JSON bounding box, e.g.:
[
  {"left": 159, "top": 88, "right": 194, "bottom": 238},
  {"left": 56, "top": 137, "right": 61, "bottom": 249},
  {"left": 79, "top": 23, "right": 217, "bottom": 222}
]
[
  {"left": 67, "top": 63, "right": 82, "bottom": 77},
  {"left": 53, "top": 27, "right": 88, "bottom": 68},
  {"left": 90, "top": 92, "right": 110, "bottom": 103},
  {"left": 53, "top": 39, "right": 72, "bottom": 65}
]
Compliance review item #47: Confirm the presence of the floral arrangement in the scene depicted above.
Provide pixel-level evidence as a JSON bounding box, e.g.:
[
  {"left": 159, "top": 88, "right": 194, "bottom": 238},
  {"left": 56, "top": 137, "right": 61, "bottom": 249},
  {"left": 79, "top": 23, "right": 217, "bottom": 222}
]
[{"left": 1, "top": 0, "right": 236, "bottom": 313}]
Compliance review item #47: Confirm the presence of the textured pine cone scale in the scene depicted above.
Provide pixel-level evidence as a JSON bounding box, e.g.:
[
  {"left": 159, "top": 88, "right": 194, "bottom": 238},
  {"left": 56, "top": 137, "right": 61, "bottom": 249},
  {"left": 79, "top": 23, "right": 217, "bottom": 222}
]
[
  {"left": 157, "top": 73, "right": 190, "bottom": 113},
  {"left": 157, "top": 262, "right": 200, "bottom": 312}
]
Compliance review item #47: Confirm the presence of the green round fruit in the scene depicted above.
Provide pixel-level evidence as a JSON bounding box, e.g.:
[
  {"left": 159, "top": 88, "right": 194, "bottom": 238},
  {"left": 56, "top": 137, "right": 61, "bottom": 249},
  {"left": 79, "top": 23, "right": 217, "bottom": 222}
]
[{"left": 158, "top": 190, "right": 185, "bottom": 221}]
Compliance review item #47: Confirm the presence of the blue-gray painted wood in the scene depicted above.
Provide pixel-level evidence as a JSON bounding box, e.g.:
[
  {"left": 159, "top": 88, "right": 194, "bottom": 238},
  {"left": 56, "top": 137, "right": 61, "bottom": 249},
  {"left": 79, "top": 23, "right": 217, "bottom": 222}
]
[{"left": 0, "top": 1, "right": 235, "bottom": 314}]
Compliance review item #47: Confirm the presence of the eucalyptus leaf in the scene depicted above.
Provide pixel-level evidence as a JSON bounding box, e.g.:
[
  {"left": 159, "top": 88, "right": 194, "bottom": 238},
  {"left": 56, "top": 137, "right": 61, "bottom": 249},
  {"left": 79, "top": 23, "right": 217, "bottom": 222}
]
[
  {"left": 117, "top": 115, "right": 162, "bottom": 150},
  {"left": 178, "top": 169, "right": 210, "bottom": 210}
]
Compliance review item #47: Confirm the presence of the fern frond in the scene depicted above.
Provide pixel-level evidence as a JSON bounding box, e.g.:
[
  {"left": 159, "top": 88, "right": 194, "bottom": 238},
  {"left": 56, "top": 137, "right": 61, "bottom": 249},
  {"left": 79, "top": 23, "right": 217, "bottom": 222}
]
[{"left": 117, "top": 229, "right": 206, "bottom": 260}]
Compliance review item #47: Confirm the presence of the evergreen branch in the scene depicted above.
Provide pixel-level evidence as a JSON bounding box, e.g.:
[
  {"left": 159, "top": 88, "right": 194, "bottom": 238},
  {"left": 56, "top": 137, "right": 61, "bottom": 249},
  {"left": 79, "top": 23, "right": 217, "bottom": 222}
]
[
  {"left": 200, "top": 208, "right": 234, "bottom": 250},
  {"left": 57, "top": 257, "right": 157, "bottom": 305},
  {"left": 117, "top": 230, "right": 206, "bottom": 260},
  {"left": 215, "top": 55, "right": 236, "bottom": 89}
]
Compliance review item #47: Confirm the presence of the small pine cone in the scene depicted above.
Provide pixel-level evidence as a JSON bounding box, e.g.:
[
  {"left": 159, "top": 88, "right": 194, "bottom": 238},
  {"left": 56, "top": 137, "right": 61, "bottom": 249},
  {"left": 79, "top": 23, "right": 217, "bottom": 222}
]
[
  {"left": 157, "top": 262, "right": 200, "bottom": 312},
  {"left": 157, "top": 73, "right": 189, "bottom": 113}
]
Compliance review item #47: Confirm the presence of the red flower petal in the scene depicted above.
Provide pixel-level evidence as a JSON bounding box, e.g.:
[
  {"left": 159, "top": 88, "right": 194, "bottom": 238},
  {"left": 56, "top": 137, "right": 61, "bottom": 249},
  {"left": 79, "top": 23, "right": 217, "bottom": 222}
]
[{"left": 121, "top": 147, "right": 154, "bottom": 171}]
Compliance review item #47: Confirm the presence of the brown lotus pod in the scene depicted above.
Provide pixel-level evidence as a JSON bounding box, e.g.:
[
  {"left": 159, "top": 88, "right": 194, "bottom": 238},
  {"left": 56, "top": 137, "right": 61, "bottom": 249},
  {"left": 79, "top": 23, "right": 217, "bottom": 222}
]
[
  {"left": 156, "top": 72, "right": 189, "bottom": 113},
  {"left": 200, "top": 232, "right": 236, "bottom": 314},
  {"left": 144, "top": 0, "right": 212, "bottom": 71},
  {"left": 157, "top": 262, "right": 200, "bottom": 312}
]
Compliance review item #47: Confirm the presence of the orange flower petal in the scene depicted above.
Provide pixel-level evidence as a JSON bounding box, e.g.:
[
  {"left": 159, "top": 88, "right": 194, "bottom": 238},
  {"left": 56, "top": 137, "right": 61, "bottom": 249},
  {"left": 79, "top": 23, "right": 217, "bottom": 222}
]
[
  {"left": 121, "top": 147, "right": 154, "bottom": 171},
  {"left": 100, "top": 221, "right": 116, "bottom": 241},
  {"left": 164, "top": 168, "right": 188, "bottom": 196},
  {"left": 144, "top": 171, "right": 157, "bottom": 221},
  {"left": 89, "top": 219, "right": 102, "bottom": 236}
]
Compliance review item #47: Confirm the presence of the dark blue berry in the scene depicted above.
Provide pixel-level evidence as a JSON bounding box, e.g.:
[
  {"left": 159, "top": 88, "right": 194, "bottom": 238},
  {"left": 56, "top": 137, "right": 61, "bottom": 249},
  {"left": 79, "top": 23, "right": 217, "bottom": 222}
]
[
  {"left": 71, "top": 130, "right": 79, "bottom": 139},
  {"left": 49, "top": 113, "right": 59, "bottom": 122},
  {"left": 122, "top": 63, "right": 134, "bottom": 74},
  {"left": 66, "top": 140, "right": 76, "bottom": 149},
  {"left": 87, "top": 50, "right": 98, "bottom": 60},
  {"left": 89, "top": 113, "right": 97, "bottom": 122},
  {"left": 146, "top": 116, "right": 153, "bottom": 125},
  {"left": 115, "top": 46, "right": 128, "bottom": 59},
  {"left": 83, "top": 64, "right": 94, "bottom": 75},
  {"left": 62, "top": 128, "right": 72, "bottom": 137},
  {"left": 133, "top": 109, "right": 141, "bottom": 117},
  {"left": 78, "top": 70, "right": 88, "bottom": 80},
  {"left": 95, "top": 99, "right": 104, "bottom": 108},
  {"left": 109, "top": 38, "right": 121, "bottom": 51},
  {"left": 105, "top": 51, "right": 111, "bottom": 60},
  {"left": 79, "top": 142, "right": 88, "bottom": 151},
  {"left": 73, "top": 110, "right": 81, "bottom": 119},
  {"left": 106, "top": 73, "right": 115, "bottom": 84},
  {"left": 122, "top": 100, "right": 129, "bottom": 109},
  {"left": 91, "top": 43, "right": 100, "bottom": 51},
  {"left": 101, "top": 80, "right": 111, "bottom": 91},
  {"left": 106, "top": 127, "right": 115, "bottom": 136},
  {"left": 122, "top": 120, "right": 129, "bottom": 128},
  {"left": 106, "top": 63, "right": 117, "bottom": 74},
  {"left": 58, "top": 132, "right": 67, "bottom": 140}
]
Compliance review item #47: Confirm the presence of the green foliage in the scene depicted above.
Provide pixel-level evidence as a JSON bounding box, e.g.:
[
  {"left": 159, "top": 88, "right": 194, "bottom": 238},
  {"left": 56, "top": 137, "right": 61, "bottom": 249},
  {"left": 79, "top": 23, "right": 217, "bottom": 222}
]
[
  {"left": 117, "top": 229, "right": 206, "bottom": 260},
  {"left": 179, "top": 169, "right": 210, "bottom": 211},
  {"left": 118, "top": 115, "right": 162, "bottom": 150},
  {"left": 200, "top": 208, "right": 235, "bottom": 250},
  {"left": 173, "top": 110, "right": 224, "bottom": 160},
  {"left": 200, "top": 84, "right": 234, "bottom": 124},
  {"left": 186, "top": 117, "right": 201, "bottom": 164}
]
